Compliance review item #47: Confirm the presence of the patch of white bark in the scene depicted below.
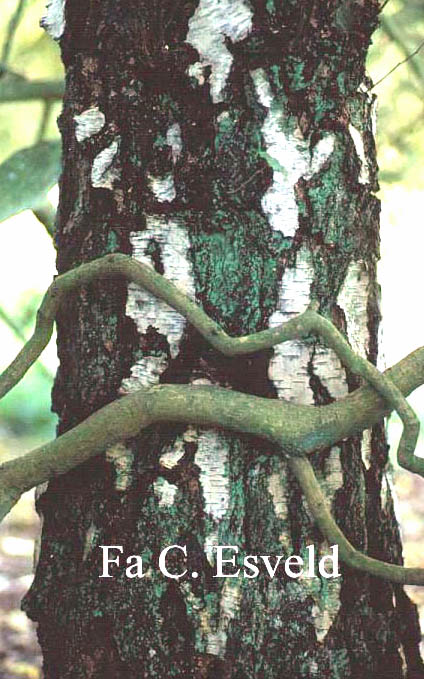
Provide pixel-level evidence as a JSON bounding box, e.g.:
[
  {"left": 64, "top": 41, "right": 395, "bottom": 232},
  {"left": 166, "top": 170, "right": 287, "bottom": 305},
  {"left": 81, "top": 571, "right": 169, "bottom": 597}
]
[
  {"left": 194, "top": 428, "right": 231, "bottom": 566},
  {"left": 148, "top": 174, "right": 176, "bottom": 203},
  {"left": 337, "top": 261, "right": 370, "bottom": 359},
  {"left": 74, "top": 107, "right": 106, "bottom": 143},
  {"left": 91, "top": 138, "right": 120, "bottom": 189},
  {"left": 205, "top": 580, "right": 242, "bottom": 657},
  {"left": 186, "top": 0, "right": 253, "bottom": 103},
  {"left": 159, "top": 434, "right": 187, "bottom": 470},
  {"left": 268, "top": 248, "right": 315, "bottom": 403},
  {"left": 82, "top": 522, "right": 100, "bottom": 561},
  {"left": 337, "top": 260, "right": 372, "bottom": 468},
  {"left": 166, "top": 123, "right": 183, "bottom": 163},
  {"left": 251, "top": 68, "right": 335, "bottom": 236},
  {"left": 349, "top": 124, "right": 370, "bottom": 184},
  {"left": 41, "top": 0, "right": 65, "bottom": 40},
  {"left": 153, "top": 478, "right": 178, "bottom": 507},
  {"left": 121, "top": 217, "right": 195, "bottom": 391},
  {"left": 106, "top": 442, "right": 134, "bottom": 491}
]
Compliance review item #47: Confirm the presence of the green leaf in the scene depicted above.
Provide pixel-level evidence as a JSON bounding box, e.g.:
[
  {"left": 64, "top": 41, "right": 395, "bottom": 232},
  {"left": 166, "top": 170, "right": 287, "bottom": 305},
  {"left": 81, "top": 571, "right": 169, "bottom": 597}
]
[{"left": 0, "top": 140, "right": 61, "bottom": 223}]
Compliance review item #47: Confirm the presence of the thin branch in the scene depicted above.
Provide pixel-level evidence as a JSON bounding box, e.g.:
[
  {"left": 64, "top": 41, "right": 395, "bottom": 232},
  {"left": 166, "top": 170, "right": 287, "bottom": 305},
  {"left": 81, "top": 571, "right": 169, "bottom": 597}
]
[
  {"left": 304, "top": 312, "right": 420, "bottom": 476},
  {"left": 0, "top": 76, "right": 64, "bottom": 102},
  {"left": 0, "top": 253, "right": 418, "bottom": 474},
  {"left": 372, "top": 27, "right": 424, "bottom": 89},
  {"left": 378, "top": 17, "right": 424, "bottom": 92},
  {"left": 2, "top": 341, "right": 424, "bottom": 498},
  {"left": 0, "top": 253, "right": 423, "bottom": 585},
  {"left": 379, "top": 0, "right": 391, "bottom": 12},
  {"left": 1, "top": 0, "right": 26, "bottom": 68},
  {"left": 0, "top": 351, "right": 423, "bottom": 580},
  {"left": 290, "top": 457, "right": 424, "bottom": 585},
  {"left": 36, "top": 100, "right": 53, "bottom": 143},
  {"left": 33, "top": 201, "right": 56, "bottom": 239},
  {"left": 0, "top": 306, "right": 53, "bottom": 382}
]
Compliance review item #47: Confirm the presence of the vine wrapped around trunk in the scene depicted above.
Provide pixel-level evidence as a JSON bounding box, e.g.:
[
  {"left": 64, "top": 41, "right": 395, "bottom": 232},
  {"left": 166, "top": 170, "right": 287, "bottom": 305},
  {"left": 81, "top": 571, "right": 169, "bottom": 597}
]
[{"left": 1, "top": 254, "right": 424, "bottom": 590}]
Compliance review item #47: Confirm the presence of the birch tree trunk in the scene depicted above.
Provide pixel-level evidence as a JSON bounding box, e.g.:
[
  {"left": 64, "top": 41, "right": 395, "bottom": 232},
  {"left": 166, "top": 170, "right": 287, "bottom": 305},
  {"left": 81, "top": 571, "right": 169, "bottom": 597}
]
[{"left": 23, "top": 1, "right": 424, "bottom": 677}]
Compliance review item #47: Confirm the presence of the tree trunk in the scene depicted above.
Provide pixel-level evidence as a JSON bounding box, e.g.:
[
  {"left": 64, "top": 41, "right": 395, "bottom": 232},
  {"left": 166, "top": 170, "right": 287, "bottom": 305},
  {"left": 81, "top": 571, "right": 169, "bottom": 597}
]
[{"left": 23, "top": 1, "right": 424, "bottom": 677}]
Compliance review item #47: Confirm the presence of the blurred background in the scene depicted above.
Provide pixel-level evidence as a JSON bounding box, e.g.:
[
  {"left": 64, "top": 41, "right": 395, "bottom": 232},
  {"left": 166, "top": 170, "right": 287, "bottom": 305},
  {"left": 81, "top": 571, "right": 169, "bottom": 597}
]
[{"left": 0, "top": 0, "right": 423, "bottom": 676}]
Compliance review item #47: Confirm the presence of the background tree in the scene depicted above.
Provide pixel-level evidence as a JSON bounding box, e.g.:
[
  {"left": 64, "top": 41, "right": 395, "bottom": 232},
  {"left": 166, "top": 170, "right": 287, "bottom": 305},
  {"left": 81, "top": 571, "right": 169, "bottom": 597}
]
[{"left": 1, "top": 0, "right": 424, "bottom": 677}]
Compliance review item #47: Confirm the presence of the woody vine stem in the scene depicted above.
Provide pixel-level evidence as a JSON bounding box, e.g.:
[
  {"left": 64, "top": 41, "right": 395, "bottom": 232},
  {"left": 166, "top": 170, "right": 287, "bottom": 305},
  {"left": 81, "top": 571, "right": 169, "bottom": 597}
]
[{"left": 1, "top": 253, "right": 424, "bottom": 584}]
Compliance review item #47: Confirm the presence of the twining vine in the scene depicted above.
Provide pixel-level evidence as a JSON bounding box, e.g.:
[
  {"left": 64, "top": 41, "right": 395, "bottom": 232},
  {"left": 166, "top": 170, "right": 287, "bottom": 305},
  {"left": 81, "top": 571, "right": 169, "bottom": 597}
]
[{"left": 0, "top": 252, "right": 423, "bottom": 584}]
